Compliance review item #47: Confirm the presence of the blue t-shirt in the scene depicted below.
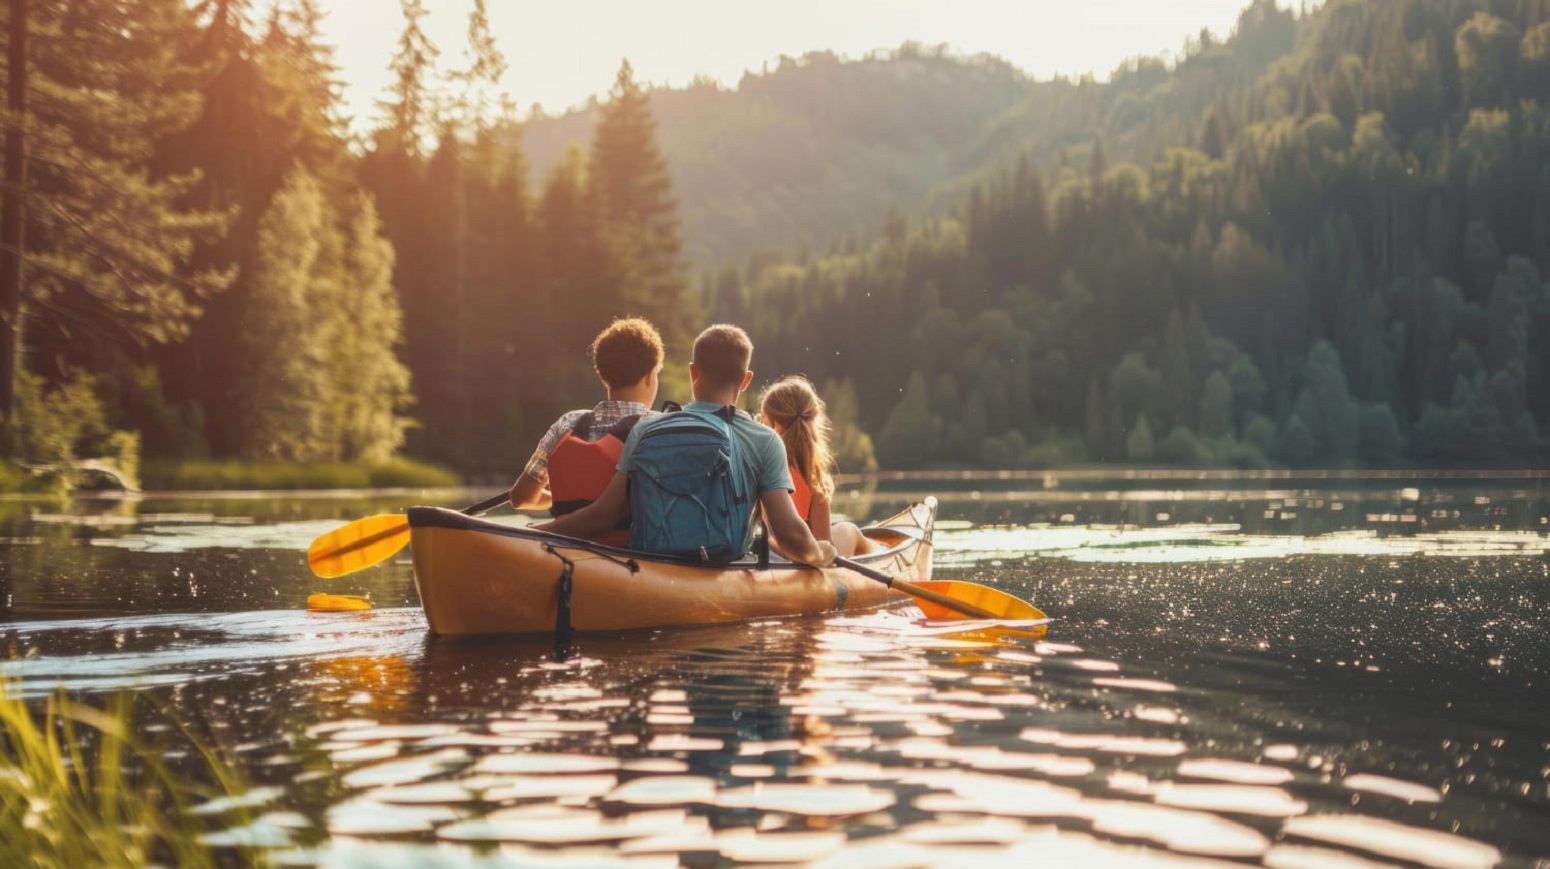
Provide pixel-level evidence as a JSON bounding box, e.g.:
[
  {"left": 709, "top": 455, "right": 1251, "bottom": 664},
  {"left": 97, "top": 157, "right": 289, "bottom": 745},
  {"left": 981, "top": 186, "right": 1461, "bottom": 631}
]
[{"left": 617, "top": 401, "right": 793, "bottom": 552}]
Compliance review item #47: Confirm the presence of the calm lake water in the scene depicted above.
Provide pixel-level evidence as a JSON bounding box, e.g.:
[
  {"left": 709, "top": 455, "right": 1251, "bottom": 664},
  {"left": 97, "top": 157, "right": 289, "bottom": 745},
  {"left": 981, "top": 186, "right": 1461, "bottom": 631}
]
[{"left": 2, "top": 473, "right": 1549, "bottom": 867}]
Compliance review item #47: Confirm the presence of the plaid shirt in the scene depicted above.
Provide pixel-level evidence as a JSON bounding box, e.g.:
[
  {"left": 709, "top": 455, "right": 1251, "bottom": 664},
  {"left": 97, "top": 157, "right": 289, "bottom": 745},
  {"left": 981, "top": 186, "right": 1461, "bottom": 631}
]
[{"left": 522, "top": 400, "right": 653, "bottom": 484}]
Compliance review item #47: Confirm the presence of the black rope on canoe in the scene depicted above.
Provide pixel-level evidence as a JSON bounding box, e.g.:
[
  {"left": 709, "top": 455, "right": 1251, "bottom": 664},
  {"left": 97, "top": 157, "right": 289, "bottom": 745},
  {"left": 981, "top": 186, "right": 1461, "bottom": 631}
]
[
  {"left": 546, "top": 538, "right": 639, "bottom": 574},
  {"left": 544, "top": 545, "right": 576, "bottom": 660},
  {"left": 591, "top": 549, "right": 640, "bottom": 574}
]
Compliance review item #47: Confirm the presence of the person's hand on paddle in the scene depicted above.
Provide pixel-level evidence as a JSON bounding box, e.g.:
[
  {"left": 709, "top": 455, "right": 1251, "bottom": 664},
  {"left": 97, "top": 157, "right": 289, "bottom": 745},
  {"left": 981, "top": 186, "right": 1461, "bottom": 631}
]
[
  {"left": 800, "top": 540, "right": 838, "bottom": 568},
  {"left": 760, "top": 488, "right": 836, "bottom": 567}
]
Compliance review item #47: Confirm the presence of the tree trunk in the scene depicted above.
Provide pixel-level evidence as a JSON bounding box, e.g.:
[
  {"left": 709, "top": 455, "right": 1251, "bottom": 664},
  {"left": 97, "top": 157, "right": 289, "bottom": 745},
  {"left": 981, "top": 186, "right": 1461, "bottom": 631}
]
[{"left": 0, "top": 0, "right": 27, "bottom": 419}]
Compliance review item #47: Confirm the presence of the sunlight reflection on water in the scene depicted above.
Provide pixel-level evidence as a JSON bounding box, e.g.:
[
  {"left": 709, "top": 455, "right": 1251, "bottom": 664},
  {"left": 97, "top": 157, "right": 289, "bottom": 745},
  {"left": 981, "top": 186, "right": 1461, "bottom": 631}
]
[
  {"left": 935, "top": 524, "right": 1550, "bottom": 565},
  {"left": 10, "top": 604, "right": 1518, "bottom": 866},
  {"left": 1, "top": 482, "right": 1547, "bottom": 864}
]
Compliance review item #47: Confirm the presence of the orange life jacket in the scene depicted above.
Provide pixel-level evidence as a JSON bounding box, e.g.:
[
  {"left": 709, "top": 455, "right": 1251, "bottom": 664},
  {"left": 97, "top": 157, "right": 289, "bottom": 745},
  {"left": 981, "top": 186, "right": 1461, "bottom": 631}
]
[
  {"left": 789, "top": 465, "right": 813, "bottom": 522},
  {"left": 549, "top": 412, "right": 642, "bottom": 548}
]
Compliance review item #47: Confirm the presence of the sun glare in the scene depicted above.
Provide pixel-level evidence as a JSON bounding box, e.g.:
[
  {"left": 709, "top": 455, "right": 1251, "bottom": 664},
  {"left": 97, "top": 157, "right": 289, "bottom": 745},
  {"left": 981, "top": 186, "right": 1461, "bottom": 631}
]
[{"left": 319, "top": 0, "right": 1256, "bottom": 126}]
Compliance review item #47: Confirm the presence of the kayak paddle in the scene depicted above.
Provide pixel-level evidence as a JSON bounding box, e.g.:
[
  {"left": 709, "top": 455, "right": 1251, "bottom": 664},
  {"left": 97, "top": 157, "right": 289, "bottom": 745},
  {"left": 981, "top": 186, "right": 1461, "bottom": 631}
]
[
  {"left": 307, "top": 492, "right": 509, "bottom": 579},
  {"left": 834, "top": 556, "right": 1048, "bottom": 622}
]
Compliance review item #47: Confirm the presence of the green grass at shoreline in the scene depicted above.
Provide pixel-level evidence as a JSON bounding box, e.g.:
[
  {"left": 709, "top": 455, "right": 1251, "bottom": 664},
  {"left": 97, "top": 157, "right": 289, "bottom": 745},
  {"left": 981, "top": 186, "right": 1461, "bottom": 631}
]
[
  {"left": 140, "top": 458, "right": 460, "bottom": 492},
  {"left": 0, "top": 463, "right": 56, "bottom": 494},
  {"left": 1, "top": 684, "right": 257, "bottom": 867}
]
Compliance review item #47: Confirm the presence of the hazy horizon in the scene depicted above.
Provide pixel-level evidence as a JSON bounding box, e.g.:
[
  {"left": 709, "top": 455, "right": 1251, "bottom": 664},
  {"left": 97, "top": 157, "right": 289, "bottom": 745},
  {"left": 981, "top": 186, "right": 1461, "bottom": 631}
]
[{"left": 317, "top": 0, "right": 1277, "bottom": 130}]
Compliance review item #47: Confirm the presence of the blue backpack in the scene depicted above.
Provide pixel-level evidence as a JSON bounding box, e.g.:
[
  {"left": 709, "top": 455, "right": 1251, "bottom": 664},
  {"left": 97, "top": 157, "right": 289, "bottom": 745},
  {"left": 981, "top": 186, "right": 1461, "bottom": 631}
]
[{"left": 626, "top": 407, "right": 753, "bottom": 562}]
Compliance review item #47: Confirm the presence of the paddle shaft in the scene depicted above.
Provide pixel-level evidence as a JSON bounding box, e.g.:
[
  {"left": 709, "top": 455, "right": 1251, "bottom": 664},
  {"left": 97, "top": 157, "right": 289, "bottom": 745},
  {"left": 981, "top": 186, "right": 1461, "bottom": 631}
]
[
  {"left": 461, "top": 491, "right": 513, "bottom": 516},
  {"left": 834, "top": 556, "right": 1000, "bottom": 619},
  {"left": 316, "top": 492, "right": 510, "bottom": 563}
]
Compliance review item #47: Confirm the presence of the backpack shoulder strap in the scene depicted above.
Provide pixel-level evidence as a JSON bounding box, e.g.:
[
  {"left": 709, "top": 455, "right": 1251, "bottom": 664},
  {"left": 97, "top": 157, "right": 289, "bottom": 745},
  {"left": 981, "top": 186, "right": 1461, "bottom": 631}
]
[
  {"left": 605, "top": 413, "right": 644, "bottom": 441},
  {"left": 680, "top": 403, "right": 735, "bottom": 431},
  {"left": 571, "top": 411, "right": 597, "bottom": 441}
]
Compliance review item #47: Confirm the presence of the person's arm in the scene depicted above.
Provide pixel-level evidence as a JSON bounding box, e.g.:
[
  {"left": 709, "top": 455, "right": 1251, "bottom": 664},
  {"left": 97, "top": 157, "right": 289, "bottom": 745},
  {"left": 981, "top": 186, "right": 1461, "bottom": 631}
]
[
  {"left": 509, "top": 472, "right": 552, "bottom": 510},
  {"left": 514, "top": 410, "right": 590, "bottom": 511},
  {"left": 535, "top": 472, "right": 629, "bottom": 540},
  {"left": 760, "top": 488, "right": 835, "bottom": 567},
  {"left": 807, "top": 487, "right": 833, "bottom": 542}
]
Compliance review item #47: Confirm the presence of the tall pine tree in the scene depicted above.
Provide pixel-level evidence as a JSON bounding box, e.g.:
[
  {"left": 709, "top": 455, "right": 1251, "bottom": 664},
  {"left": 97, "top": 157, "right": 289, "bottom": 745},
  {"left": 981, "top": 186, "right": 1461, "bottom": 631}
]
[
  {"left": 590, "top": 60, "right": 696, "bottom": 349},
  {"left": 241, "top": 168, "right": 409, "bottom": 462},
  {"left": 152, "top": 0, "right": 363, "bottom": 457},
  {"left": 240, "top": 167, "right": 332, "bottom": 460},
  {"left": 329, "top": 193, "right": 409, "bottom": 462},
  {"left": 1, "top": 0, "right": 231, "bottom": 421}
]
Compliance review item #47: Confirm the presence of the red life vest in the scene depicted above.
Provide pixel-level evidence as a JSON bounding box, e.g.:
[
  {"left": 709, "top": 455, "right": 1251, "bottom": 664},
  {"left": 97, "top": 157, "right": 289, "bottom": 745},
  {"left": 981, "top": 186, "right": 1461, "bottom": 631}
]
[
  {"left": 549, "top": 412, "right": 642, "bottom": 548},
  {"left": 789, "top": 465, "right": 813, "bottom": 522}
]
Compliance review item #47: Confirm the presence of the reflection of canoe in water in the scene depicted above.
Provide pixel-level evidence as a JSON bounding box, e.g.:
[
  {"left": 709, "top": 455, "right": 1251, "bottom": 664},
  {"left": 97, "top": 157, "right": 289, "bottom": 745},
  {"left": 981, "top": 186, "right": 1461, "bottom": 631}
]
[
  {"left": 416, "top": 620, "right": 823, "bottom": 707},
  {"left": 406, "top": 498, "right": 936, "bottom": 636}
]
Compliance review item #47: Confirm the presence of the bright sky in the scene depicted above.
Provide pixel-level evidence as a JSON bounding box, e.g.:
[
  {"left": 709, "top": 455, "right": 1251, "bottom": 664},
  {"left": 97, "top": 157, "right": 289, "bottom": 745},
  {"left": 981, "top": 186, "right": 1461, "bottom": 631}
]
[{"left": 316, "top": 0, "right": 1270, "bottom": 130}]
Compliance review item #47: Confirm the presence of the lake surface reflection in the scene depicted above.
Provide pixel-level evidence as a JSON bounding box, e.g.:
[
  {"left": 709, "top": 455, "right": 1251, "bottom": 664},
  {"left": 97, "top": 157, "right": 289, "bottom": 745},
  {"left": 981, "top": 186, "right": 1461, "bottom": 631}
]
[{"left": 1, "top": 474, "right": 1548, "bottom": 866}]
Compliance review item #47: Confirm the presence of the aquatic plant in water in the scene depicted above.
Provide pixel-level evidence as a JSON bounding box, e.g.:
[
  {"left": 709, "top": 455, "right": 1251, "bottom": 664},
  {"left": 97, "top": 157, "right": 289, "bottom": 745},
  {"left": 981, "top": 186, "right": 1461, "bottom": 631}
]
[{"left": 0, "top": 683, "right": 255, "bottom": 868}]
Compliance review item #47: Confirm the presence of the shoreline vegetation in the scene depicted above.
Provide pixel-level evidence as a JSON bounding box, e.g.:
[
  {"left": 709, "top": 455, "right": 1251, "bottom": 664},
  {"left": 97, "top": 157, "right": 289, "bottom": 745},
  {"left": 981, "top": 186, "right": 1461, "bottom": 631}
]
[
  {"left": 0, "top": 457, "right": 460, "bottom": 495},
  {"left": 0, "top": 683, "right": 255, "bottom": 868},
  {"left": 141, "top": 458, "right": 460, "bottom": 493},
  {"left": 5, "top": 457, "right": 1540, "bottom": 499}
]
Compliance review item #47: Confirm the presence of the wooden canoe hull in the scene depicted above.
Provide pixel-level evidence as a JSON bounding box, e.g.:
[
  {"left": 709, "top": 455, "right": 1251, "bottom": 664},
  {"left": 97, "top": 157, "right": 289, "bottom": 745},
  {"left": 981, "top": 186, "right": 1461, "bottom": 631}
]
[{"left": 407, "top": 498, "right": 936, "bottom": 636}]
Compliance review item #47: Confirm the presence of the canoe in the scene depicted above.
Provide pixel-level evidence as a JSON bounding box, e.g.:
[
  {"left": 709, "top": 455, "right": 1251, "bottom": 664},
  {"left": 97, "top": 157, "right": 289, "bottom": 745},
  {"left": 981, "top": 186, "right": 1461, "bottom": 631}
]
[{"left": 406, "top": 497, "right": 937, "bottom": 636}]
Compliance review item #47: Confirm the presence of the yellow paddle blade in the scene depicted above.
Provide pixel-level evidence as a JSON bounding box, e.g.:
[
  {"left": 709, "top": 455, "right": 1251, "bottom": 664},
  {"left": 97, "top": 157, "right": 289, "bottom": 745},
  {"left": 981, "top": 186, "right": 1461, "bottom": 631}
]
[
  {"left": 307, "top": 593, "right": 373, "bottom": 612},
  {"left": 907, "top": 580, "right": 1048, "bottom": 621},
  {"left": 307, "top": 514, "right": 411, "bottom": 578}
]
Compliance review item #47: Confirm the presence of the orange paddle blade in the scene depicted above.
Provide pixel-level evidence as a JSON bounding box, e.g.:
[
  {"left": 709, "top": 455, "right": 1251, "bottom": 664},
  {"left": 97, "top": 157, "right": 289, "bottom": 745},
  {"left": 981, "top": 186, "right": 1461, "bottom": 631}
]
[
  {"left": 906, "top": 579, "right": 1048, "bottom": 622},
  {"left": 307, "top": 593, "right": 373, "bottom": 612},
  {"left": 307, "top": 514, "right": 411, "bottom": 578}
]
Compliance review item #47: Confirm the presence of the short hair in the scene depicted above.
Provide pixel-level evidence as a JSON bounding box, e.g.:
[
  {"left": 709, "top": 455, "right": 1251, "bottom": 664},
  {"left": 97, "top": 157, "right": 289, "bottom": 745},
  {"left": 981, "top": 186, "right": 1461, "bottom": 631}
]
[
  {"left": 692, "top": 324, "right": 753, "bottom": 391},
  {"left": 591, "top": 318, "right": 664, "bottom": 390}
]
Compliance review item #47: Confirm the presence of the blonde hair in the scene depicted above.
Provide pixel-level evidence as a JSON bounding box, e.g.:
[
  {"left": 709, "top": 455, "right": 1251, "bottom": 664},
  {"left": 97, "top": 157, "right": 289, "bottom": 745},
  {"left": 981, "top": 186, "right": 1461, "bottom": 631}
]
[{"left": 759, "top": 375, "right": 834, "bottom": 498}]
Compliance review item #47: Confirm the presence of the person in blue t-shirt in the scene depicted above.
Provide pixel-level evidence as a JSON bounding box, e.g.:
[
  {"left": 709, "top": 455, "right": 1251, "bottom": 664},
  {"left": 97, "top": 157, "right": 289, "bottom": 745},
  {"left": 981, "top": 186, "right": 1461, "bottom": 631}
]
[{"left": 538, "top": 324, "right": 836, "bottom": 567}]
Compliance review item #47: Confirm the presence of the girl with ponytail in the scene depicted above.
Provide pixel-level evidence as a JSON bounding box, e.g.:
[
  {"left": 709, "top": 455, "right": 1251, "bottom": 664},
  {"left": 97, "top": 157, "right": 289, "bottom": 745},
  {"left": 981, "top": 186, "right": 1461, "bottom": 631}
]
[{"left": 759, "top": 376, "right": 870, "bottom": 556}]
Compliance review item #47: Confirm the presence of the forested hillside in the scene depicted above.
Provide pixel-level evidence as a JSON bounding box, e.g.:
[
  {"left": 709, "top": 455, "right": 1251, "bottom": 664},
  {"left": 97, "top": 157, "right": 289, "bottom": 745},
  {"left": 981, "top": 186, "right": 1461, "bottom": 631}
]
[
  {"left": 0, "top": 0, "right": 698, "bottom": 481},
  {"left": 521, "top": 47, "right": 1034, "bottom": 267},
  {"left": 4, "top": 0, "right": 1548, "bottom": 482},
  {"left": 518, "top": 15, "right": 1308, "bottom": 270},
  {"left": 711, "top": 0, "right": 1550, "bottom": 469}
]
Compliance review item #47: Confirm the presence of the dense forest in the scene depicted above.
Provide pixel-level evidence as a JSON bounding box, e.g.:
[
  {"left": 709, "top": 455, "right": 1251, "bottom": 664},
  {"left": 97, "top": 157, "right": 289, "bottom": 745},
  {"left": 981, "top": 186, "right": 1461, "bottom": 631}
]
[
  {"left": 1, "top": 0, "right": 1547, "bottom": 483},
  {"left": 708, "top": 0, "right": 1550, "bottom": 469},
  {"left": 0, "top": 0, "right": 697, "bottom": 481},
  {"left": 520, "top": 47, "right": 1035, "bottom": 267}
]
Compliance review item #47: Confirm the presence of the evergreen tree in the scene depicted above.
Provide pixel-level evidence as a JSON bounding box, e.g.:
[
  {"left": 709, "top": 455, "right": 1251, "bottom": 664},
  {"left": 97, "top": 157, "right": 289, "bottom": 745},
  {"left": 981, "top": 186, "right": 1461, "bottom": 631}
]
[
  {"left": 403, "top": 131, "right": 470, "bottom": 464},
  {"left": 153, "top": 0, "right": 358, "bottom": 456},
  {"left": 1198, "top": 370, "right": 1234, "bottom": 438},
  {"left": 1125, "top": 414, "right": 1154, "bottom": 463},
  {"left": 240, "top": 167, "right": 331, "bottom": 460},
  {"left": 876, "top": 372, "right": 938, "bottom": 467},
  {"left": 821, "top": 377, "right": 877, "bottom": 472},
  {"left": 356, "top": 0, "right": 442, "bottom": 461},
  {"left": 1455, "top": 12, "right": 1521, "bottom": 107},
  {"left": 329, "top": 193, "right": 410, "bottom": 462},
  {"left": 590, "top": 59, "right": 696, "bottom": 347},
  {"left": 459, "top": 125, "right": 537, "bottom": 473},
  {"left": 538, "top": 145, "right": 616, "bottom": 405},
  {"left": 1292, "top": 342, "right": 1361, "bottom": 465},
  {"left": 259, "top": 0, "right": 350, "bottom": 181},
  {"left": 4, "top": 0, "right": 231, "bottom": 416},
  {"left": 378, "top": 0, "right": 438, "bottom": 157},
  {"left": 446, "top": 0, "right": 507, "bottom": 129},
  {"left": 0, "top": 0, "right": 28, "bottom": 421},
  {"left": 241, "top": 170, "right": 408, "bottom": 462}
]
